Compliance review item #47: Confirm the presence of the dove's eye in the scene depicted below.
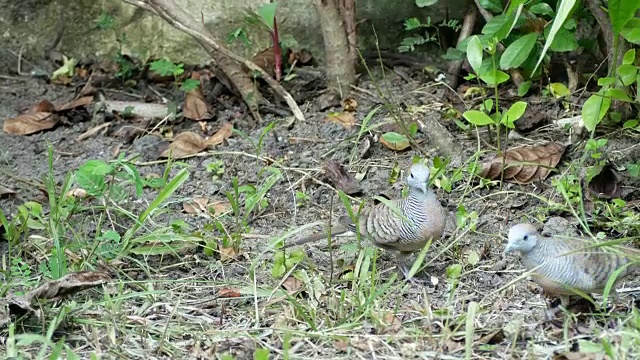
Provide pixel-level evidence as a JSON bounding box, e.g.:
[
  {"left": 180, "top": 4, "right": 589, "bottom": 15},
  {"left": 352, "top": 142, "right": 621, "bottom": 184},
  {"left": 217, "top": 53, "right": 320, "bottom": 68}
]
[
  {"left": 523, "top": 235, "right": 529, "bottom": 241},
  {"left": 409, "top": 173, "right": 414, "bottom": 179}
]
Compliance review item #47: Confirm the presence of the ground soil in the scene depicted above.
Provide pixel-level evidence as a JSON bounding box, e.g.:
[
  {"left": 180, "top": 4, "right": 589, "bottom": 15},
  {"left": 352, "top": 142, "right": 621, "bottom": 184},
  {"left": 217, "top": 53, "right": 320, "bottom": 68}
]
[{"left": 1, "top": 53, "right": 639, "bottom": 359}]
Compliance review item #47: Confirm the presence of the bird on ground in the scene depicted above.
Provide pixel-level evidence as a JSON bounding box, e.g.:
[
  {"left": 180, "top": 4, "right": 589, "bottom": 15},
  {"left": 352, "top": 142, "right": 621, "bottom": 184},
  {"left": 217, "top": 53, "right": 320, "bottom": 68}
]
[
  {"left": 505, "top": 223, "right": 639, "bottom": 315},
  {"left": 284, "top": 162, "right": 447, "bottom": 280}
]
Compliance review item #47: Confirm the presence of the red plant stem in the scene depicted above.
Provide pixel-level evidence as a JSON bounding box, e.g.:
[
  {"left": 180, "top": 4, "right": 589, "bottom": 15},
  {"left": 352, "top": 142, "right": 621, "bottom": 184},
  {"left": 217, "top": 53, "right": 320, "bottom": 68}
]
[{"left": 272, "top": 16, "right": 282, "bottom": 82}]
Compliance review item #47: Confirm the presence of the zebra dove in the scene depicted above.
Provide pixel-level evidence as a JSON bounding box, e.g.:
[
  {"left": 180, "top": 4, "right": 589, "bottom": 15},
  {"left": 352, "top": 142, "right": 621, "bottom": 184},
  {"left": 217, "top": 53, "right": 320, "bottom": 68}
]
[
  {"left": 505, "top": 223, "right": 639, "bottom": 313},
  {"left": 285, "top": 162, "right": 447, "bottom": 280}
]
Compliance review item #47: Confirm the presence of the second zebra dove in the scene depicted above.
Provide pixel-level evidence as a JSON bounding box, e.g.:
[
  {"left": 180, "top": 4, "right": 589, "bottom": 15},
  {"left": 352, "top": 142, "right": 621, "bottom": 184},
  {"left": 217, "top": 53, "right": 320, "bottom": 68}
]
[
  {"left": 285, "top": 162, "right": 447, "bottom": 280},
  {"left": 505, "top": 223, "right": 639, "bottom": 311}
]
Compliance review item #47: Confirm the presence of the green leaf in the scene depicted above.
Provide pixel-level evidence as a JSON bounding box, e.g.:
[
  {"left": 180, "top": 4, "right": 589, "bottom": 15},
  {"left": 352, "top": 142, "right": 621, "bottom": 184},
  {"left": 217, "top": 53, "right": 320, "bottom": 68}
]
[
  {"left": 254, "top": 348, "right": 270, "bottom": 360},
  {"left": 501, "top": 101, "right": 527, "bottom": 128},
  {"left": 582, "top": 93, "right": 611, "bottom": 132},
  {"left": 529, "top": 3, "right": 553, "bottom": 16},
  {"left": 478, "top": 0, "right": 503, "bottom": 13},
  {"left": 481, "top": 99, "right": 494, "bottom": 113},
  {"left": 479, "top": 69, "right": 510, "bottom": 86},
  {"left": 621, "top": 19, "right": 640, "bottom": 44},
  {"left": 500, "top": 33, "right": 538, "bottom": 70},
  {"left": 533, "top": 0, "right": 577, "bottom": 74},
  {"left": 463, "top": 110, "right": 495, "bottom": 126},
  {"left": 623, "top": 119, "right": 638, "bottom": 128},
  {"left": 606, "top": 88, "right": 631, "bottom": 102},
  {"left": 380, "top": 132, "right": 411, "bottom": 151},
  {"left": 441, "top": 47, "right": 466, "bottom": 61},
  {"left": 546, "top": 27, "right": 579, "bottom": 52},
  {"left": 467, "top": 36, "right": 484, "bottom": 73},
  {"left": 609, "top": 0, "right": 640, "bottom": 34},
  {"left": 482, "top": 14, "right": 513, "bottom": 41},
  {"left": 446, "top": 263, "right": 462, "bottom": 279},
  {"left": 256, "top": 3, "right": 277, "bottom": 30},
  {"left": 518, "top": 80, "right": 532, "bottom": 96},
  {"left": 623, "top": 49, "right": 636, "bottom": 65},
  {"left": 617, "top": 64, "right": 638, "bottom": 86},
  {"left": 549, "top": 82, "right": 571, "bottom": 98},
  {"left": 415, "top": 0, "right": 439, "bottom": 7},
  {"left": 598, "top": 77, "right": 616, "bottom": 86}
]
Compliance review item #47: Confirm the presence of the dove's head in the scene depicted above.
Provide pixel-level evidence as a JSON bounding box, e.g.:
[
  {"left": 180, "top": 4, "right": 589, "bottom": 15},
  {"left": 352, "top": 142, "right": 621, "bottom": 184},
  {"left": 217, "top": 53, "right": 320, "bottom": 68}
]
[
  {"left": 505, "top": 223, "right": 540, "bottom": 254},
  {"left": 407, "top": 163, "right": 431, "bottom": 194}
]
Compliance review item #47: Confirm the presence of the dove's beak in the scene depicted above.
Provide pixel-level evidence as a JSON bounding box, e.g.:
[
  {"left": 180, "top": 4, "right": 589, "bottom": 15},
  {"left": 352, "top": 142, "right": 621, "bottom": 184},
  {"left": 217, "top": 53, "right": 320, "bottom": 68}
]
[{"left": 503, "top": 243, "right": 514, "bottom": 255}]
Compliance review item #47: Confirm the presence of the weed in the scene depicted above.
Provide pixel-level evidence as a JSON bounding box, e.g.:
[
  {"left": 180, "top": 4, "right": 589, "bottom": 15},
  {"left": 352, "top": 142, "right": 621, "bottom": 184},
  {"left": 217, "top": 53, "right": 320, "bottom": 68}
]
[{"left": 399, "top": 16, "right": 461, "bottom": 53}]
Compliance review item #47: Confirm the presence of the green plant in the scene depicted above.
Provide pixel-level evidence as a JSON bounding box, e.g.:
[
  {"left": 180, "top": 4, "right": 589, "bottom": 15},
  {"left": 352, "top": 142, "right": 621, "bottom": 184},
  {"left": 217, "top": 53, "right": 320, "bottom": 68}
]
[
  {"left": 206, "top": 160, "right": 225, "bottom": 181},
  {"left": 148, "top": 58, "right": 200, "bottom": 92},
  {"left": 96, "top": 12, "right": 134, "bottom": 79},
  {"left": 399, "top": 16, "right": 461, "bottom": 52},
  {"left": 295, "top": 190, "right": 310, "bottom": 206}
]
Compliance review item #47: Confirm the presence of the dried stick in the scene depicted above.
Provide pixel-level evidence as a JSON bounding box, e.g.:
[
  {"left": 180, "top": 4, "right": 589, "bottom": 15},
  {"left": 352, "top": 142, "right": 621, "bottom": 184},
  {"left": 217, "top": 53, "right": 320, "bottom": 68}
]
[{"left": 447, "top": 3, "right": 477, "bottom": 88}]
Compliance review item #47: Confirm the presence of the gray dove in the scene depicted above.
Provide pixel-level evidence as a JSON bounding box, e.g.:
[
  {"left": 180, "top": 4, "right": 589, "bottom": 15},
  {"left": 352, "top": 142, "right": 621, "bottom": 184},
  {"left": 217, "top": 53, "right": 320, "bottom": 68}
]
[{"left": 284, "top": 162, "right": 447, "bottom": 280}]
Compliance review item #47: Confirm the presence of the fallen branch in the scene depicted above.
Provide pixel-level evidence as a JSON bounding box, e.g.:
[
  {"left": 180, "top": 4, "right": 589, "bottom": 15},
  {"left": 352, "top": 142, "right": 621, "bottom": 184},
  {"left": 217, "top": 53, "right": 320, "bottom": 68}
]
[
  {"left": 447, "top": 3, "right": 477, "bottom": 88},
  {"left": 121, "top": 0, "right": 305, "bottom": 123}
]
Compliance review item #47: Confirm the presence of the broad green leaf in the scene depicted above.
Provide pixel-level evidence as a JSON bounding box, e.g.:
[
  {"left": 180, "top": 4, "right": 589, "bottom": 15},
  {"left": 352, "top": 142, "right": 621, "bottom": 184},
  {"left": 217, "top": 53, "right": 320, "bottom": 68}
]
[
  {"left": 546, "top": 27, "right": 579, "bottom": 52},
  {"left": 442, "top": 47, "right": 465, "bottom": 61},
  {"left": 621, "top": 19, "right": 640, "bottom": 44},
  {"left": 624, "top": 119, "right": 639, "bottom": 128},
  {"left": 598, "top": 77, "right": 616, "bottom": 86},
  {"left": 463, "top": 110, "right": 495, "bottom": 126},
  {"left": 617, "top": 64, "right": 638, "bottom": 86},
  {"left": 500, "top": 33, "right": 537, "bottom": 69},
  {"left": 606, "top": 88, "right": 632, "bottom": 102},
  {"left": 608, "top": 0, "right": 640, "bottom": 34},
  {"left": 467, "top": 36, "right": 484, "bottom": 73},
  {"left": 256, "top": 2, "right": 277, "bottom": 30},
  {"left": 482, "top": 14, "right": 513, "bottom": 41},
  {"left": 623, "top": 49, "right": 636, "bottom": 65},
  {"left": 518, "top": 80, "right": 532, "bottom": 96},
  {"left": 582, "top": 93, "right": 611, "bottom": 132},
  {"left": 478, "top": 0, "right": 503, "bottom": 13},
  {"left": 533, "top": 0, "right": 577, "bottom": 74},
  {"left": 549, "top": 82, "right": 571, "bottom": 98},
  {"left": 529, "top": 3, "right": 553, "bottom": 15},
  {"left": 481, "top": 99, "right": 494, "bottom": 113},
  {"left": 416, "top": 0, "right": 439, "bottom": 7},
  {"left": 380, "top": 132, "right": 411, "bottom": 151},
  {"left": 479, "top": 69, "right": 510, "bottom": 86},
  {"left": 501, "top": 101, "right": 527, "bottom": 128}
]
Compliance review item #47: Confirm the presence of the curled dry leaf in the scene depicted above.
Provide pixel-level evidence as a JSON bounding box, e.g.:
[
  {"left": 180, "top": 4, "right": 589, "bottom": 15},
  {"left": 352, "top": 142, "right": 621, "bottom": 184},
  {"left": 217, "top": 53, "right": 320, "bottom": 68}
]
[
  {"left": 218, "top": 288, "right": 241, "bottom": 298},
  {"left": 341, "top": 97, "right": 358, "bottom": 112},
  {"left": 183, "top": 197, "right": 210, "bottom": 215},
  {"left": 219, "top": 244, "right": 238, "bottom": 262},
  {"left": 160, "top": 131, "right": 207, "bottom": 158},
  {"left": 66, "top": 188, "right": 88, "bottom": 199},
  {"left": 3, "top": 112, "right": 59, "bottom": 135},
  {"left": 478, "top": 142, "right": 565, "bottom": 184},
  {"left": 183, "top": 72, "right": 212, "bottom": 121},
  {"left": 26, "top": 271, "right": 111, "bottom": 301},
  {"left": 0, "top": 185, "right": 16, "bottom": 197},
  {"left": 325, "top": 112, "right": 356, "bottom": 128},
  {"left": 586, "top": 164, "right": 621, "bottom": 199},
  {"left": 282, "top": 276, "right": 304, "bottom": 293},
  {"left": 205, "top": 122, "right": 233, "bottom": 148},
  {"left": 323, "top": 160, "right": 361, "bottom": 195},
  {"left": 56, "top": 96, "right": 93, "bottom": 112}
]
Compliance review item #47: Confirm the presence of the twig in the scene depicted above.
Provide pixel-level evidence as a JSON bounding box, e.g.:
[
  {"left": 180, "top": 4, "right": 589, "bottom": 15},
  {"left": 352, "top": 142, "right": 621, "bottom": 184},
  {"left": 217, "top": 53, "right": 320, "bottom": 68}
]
[
  {"left": 121, "top": 0, "right": 305, "bottom": 123},
  {"left": 447, "top": 3, "right": 477, "bottom": 89}
]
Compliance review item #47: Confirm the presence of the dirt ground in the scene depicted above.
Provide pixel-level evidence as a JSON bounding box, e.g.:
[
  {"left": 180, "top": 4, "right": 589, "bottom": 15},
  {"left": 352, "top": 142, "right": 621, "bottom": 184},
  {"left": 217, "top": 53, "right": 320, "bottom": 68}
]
[{"left": 1, "top": 52, "right": 639, "bottom": 359}]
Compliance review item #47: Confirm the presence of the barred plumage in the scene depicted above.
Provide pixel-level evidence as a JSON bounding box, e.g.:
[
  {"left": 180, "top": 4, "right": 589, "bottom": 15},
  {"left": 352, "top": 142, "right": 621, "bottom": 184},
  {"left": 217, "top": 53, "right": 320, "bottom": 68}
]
[{"left": 505, "top": 223, "right": 639, "bottom": 312}]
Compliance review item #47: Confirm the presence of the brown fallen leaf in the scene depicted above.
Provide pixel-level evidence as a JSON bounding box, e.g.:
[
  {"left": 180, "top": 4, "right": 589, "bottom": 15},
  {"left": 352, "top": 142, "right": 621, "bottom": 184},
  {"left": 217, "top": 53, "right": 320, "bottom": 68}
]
[
  {"left": 478, "top": 142, "right": 566, "bottom": 184},
  {"left": 323, "top": 160, "right": 361, "bottom": 195},
  {"left": 183, "top": 197, "right": 209, "bottom": 215},
  {"left": 56, "top": 96, "right": 93, "bottom": 112},
  {"left": 3, "top": 112, "right": 59, "bottom": 135},
  {"left": 325, "top": 111, "right": 356, "bottom": 128},
  {"left": 219, "top": 244, "right": 238, "bottom": 262},
  {"left": 29, "top": 100, "right": 57, "bottom": 113},
  {"left": 341, "top": 97, "right": 358, "bottom": 112},
  {"left": 250, "top": 47, "right": 277, "bottom": 78},
  {"left": 210, "top": 201, "right": 232, "bottom": 216},
  {"left": 183, "top": 72, "right": 212, "bottom": 121},
  {"left": 0, "top": 185, "right": 16, "bottom": 197},
  {"left": 160, "top": 131, "right": 207, "bottom": 158},
  {"left": 586, "top": 164, "right": 621, "bottom": 200},
  {"left": 282, "top": 276, "right": 304, "bottom": 293},
  {"left": 205, "top": 122, "right": 233, "bottom": 148},
  {"left": 218, "top": 287, "right": 241, "bottom": 298}
]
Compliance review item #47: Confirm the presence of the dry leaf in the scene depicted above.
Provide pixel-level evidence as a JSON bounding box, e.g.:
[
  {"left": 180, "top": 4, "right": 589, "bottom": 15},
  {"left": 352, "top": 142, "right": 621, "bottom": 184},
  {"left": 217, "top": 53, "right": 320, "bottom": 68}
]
[
  {"left": 478, "top": 142, "right": 565, "bottom": 184},
  {"left": 0, "top": 185, "right": 16, "bottom": 197},
  {"left": 160, "top": 131, "right": 207, "bottom": 158},
  {"left": 66, "top": 188, "right": 88, "bottom": 199},
  {"left": 30, "top": 100, "right": 57, "bottom": 113},
  {"left": 29, "top": 271, "right": 110, "bottom": 303},
  {"left": 218, "top": 288, "right": 241, "bottom": 298},
  {"left": 325, "top": 112, "right": 356, "bottom": 128},
  {"left": 210, "top": 201, "right": 232, "bottom": 215},
  {"left": 323, "top": 160, "right": 361, "bottom": 194},
  {"left": 379, "top": 132, "right": 411, "bottom": 151},
  {"left": 3, "top": 112, "right": 59, "bottom": 135},
  {"left": 341, "top": 97, "right": 358, "bottom": 112},
  {"left": 586, "top": 164, "right": 621, "bottom": 199},
  {"left": 205, "top": 122, "right": 233, "bottom": 148},
  {"left": 183, "top": 72, "right": 212, "bottom": 121},
  {"left": 282, "top": 276, "right": 304, "bottom": 293},
  {"left": 183, "top": 197, "right": 209, "bottom": 215},
  {"left": 56, "top": 96, "right": 93, "bottom": 112},
  {"left": 219, "top": 244, "right": 238, "bottom": 262},
  {"left": 250, "top": 47, "right": 276, "bottom": 78}
]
